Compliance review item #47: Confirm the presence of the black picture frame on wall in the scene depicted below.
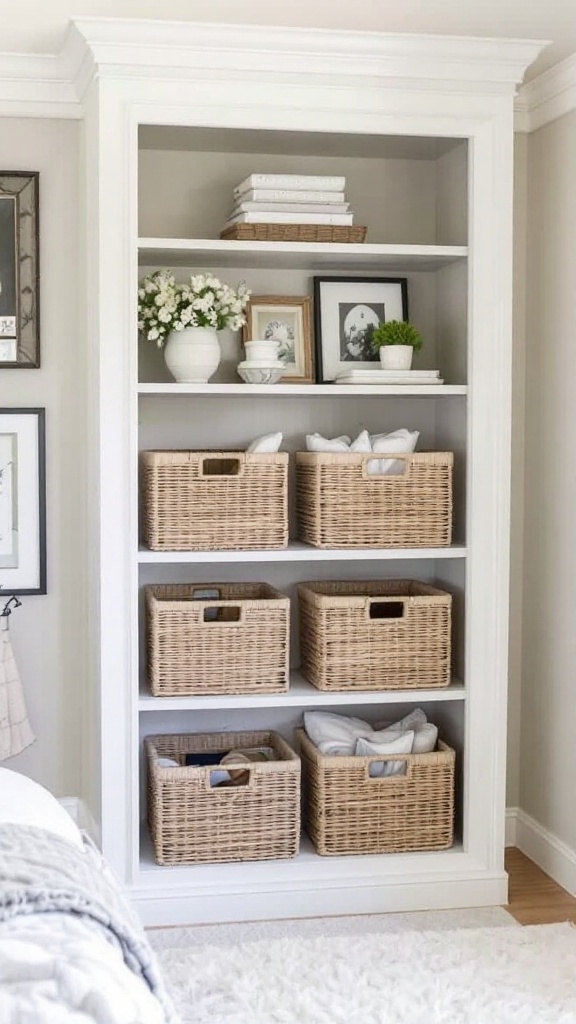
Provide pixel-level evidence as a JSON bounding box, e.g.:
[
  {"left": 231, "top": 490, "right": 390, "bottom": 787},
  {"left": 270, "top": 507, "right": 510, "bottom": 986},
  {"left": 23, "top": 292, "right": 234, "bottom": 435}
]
[
  {"left": 313, "top": 276, "right": 409, "bottom": 383},
  {"left": 0, "top": 171, "right": 40, "bottom": 368},
  {"left": 0, "top": 408, "right": 46, "bottom": 595}
]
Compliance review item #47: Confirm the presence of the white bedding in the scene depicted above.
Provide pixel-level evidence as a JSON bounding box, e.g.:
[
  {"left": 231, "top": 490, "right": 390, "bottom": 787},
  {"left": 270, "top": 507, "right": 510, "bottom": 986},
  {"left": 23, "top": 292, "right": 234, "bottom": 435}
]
[
  {"left": 0, "top": 912, "right": 165, "bottom": 1023},
  {"left": 0, "top": 770, "right": 177, "bottom": 1023},
  {"left": 0, "top": 766, "right": 83, "bottom": 848}
]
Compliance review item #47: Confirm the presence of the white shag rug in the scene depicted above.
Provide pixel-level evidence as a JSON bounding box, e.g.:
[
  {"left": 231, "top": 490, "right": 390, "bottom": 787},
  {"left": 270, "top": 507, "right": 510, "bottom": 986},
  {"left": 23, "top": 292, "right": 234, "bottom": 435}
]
[{"left": 151, "top": 914, "right": 576, "bottom": 1023}]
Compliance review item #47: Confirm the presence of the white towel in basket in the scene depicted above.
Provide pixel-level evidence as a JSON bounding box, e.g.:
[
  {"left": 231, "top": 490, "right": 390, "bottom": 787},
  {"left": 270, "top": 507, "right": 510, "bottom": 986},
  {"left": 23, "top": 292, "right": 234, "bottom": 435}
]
[{"left": 0, "top": 617, "right": 35, "bottom": 761}]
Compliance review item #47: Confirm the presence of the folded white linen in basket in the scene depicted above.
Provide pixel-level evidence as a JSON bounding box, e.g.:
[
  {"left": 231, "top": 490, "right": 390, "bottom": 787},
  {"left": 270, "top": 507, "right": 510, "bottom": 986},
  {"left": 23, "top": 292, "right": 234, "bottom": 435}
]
[
  {"left": 247, "top": 432, "right": 283, "bottom": 453},
  {"left": 304, "top": 709, "right": 438, "bottom": 776},
  {"left": 369, "top": 428, "right": 420, "bottom": 475},
  {"left": 305, "top": 428, "right": 419, "bottom": 475},
  {"left": 306, "top": 433, "right": 353, "bottom": 453},
  {"left": 303, "top": 711, "right": 374, "bottom": 756},
  {"left": 355, "top": 732, "right": 415, "bottom": 777}
]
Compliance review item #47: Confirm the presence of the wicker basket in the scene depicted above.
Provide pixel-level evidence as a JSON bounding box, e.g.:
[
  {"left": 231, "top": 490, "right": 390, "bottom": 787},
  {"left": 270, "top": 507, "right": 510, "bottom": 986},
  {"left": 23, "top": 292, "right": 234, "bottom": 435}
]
[
  {"left": 145, "top": 583, "right": 290, "bottom": 697},
  {"left": 140, "top": 450, "right": 289, "bottom": 551},
  {"left": 298, "top": 728, "right": 455, "bottom": 856},
  {"left": 220, "top": 224, "right": 367, "bottom": 243},
  {"left": 146, "top": 731, "right": 301, "bottom": 865},
  {"left": 296, "top": 451, "right": 453, "bottom": 548},
  {"left": 299, "top": 580, "right": 451, "bottom": 691}
]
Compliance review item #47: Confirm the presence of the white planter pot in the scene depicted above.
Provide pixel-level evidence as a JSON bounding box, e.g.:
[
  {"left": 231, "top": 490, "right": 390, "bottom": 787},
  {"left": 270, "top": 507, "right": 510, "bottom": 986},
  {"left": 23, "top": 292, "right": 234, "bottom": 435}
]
[
  {"left": 244, "top": 339, "right": 280, "bottom": 362},
  {"left": 379, "top": 345, "right": 413, "bottom": 371},
  {"left": 164, "top": 327, "right": 221, "bottom": 383}
]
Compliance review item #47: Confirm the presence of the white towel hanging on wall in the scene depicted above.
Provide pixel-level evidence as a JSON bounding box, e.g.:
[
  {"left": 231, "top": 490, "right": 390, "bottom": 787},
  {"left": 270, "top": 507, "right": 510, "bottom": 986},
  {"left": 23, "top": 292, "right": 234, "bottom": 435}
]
[{"left": 0, "top": 616, "right": 35, "bottom": 760}]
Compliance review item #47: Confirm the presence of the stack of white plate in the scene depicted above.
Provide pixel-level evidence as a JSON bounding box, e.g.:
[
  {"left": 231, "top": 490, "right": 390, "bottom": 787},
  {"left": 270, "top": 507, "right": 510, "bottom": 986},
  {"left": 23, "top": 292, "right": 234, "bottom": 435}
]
[
  {"left": 237, "top": 340, "right": 285, "bottom": 385},
  {"left": 335, "top": 369, "right": 444, "bottom": 386}
]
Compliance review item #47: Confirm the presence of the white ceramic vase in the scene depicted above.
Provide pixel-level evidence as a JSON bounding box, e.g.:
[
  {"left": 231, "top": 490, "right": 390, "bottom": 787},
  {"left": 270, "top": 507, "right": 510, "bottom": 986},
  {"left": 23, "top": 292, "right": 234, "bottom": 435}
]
[
  {"left": 379, "top": 344, "right": 413, "bottom": 371},
  {"left": 163, "top": 327, "right": 221, "bottom": 383}
]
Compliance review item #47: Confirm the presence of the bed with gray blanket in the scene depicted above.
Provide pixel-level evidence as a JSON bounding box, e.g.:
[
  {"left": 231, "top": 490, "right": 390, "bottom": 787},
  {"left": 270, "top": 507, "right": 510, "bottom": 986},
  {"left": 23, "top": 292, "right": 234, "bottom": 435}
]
[{"left": 0, "top": 822, "right": 178, "bottom": 1023}]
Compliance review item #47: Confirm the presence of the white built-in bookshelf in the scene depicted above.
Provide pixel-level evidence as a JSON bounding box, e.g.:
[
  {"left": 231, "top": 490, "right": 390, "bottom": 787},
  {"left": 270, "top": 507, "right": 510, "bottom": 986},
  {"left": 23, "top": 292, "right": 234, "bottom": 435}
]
[{"left": 81, "top": 20, "right": 541, "bottom": 926}]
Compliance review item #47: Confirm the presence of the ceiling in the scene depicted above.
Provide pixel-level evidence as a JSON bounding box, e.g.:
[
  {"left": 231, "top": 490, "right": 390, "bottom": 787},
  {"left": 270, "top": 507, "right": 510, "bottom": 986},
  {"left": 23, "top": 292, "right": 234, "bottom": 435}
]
[{"left": 1, "top": 0, "right": 575, "bottom": 81}]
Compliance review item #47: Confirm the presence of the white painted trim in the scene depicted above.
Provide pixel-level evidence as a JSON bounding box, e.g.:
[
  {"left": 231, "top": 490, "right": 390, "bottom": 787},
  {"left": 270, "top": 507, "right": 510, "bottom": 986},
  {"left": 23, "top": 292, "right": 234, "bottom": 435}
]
[
  {"left": 0, "top": 52, "right": 81, "bottom": 118},
  {"left": 505, "top": 807, "right": 518, "bottom": 847},
  {"left": 58, "top": 797, "right": 80, "bottom": 825},
  {"left": 65, "top": 20, "right": 544, "bottom": 92},
  {"left": 131, "top": 874, "right": 509, "bottom": 928},
  {"left": 6, "top": 20, "right": 576, "bottom": 133},
  {"left": 515, "top": 809, "right": 576, "bottom": 898},
  {"left": 516, "top": 52, "right": 576, "bottom": 132},
  {"left": 77, "top": 800, "right": 101, "bottom": 844},
  {"left": 58, "top": 797, "right": 100, "bottom": 843},
  {"left": 0, "top": 20, "right": 546, "bottom": 120}
]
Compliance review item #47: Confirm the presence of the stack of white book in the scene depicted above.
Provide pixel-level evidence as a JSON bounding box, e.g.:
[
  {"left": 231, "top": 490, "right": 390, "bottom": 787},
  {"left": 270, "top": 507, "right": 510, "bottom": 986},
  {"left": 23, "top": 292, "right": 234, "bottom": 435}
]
[
  {"left": 335, "top": 369, "right": 444, "bottom": 386},
  {"left": 224, "top": 173, "right": 353, "bottom": 227}
]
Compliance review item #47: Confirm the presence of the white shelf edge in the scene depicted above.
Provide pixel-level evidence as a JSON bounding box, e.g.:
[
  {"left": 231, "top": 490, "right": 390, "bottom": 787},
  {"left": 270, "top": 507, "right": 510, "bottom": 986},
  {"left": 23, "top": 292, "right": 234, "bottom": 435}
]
[
  {"left": 138, "top": 382, "right": 467, "bottom": 397},
  {"left": 138, "top": 672, "right": 465, "bottom": 711},
  {"left": 137, "top": 238, "right": 468, "bottom": 271},
  {"left": 137, "top": 542, "right": 467, "bottom": 564},
  {"left": 138, "top": 237, "right": 468, "bottom": 255},
  {"left": 137, "top": 826, "right": 466, "bottom": 886}
]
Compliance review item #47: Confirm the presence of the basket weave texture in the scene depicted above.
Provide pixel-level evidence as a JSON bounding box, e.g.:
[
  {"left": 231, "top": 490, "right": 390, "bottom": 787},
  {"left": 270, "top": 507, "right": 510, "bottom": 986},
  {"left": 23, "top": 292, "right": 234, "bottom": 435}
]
[
  {"left": 298, "top": 580, "right": 451, "bottom": 691},
  {"left": 298, "top": 729, "right": 454, "bottom": 856},
  {"left": 147, "top": 731, "right": 301, "bottom": 865},
  {"left": 296, "top": 451, "right": 453, "bottom": 548},
  {"left": 145, "top": 583, "right": 290, "bottom": 697},
  {"left": 140, "top": 450, "right": 288, "bottom": 551},
  {"left": 220, "top": 224, "right": 367, "bottom": 243}
]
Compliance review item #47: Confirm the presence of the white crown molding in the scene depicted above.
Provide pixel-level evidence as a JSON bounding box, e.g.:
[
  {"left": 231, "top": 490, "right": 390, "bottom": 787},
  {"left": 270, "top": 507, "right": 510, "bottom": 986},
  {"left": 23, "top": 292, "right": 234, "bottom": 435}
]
[
  {"left": 0, "top": 19, "right": 547, "bottom": 119},
  {"left": 66, "top": 19, "right": 545, "bottom": 92},
  {"left": 0, "top": 51, "right": 81, "bottom": 118},
  {"left": 516, "top": 51, "right": 576, "bottom": 132}
]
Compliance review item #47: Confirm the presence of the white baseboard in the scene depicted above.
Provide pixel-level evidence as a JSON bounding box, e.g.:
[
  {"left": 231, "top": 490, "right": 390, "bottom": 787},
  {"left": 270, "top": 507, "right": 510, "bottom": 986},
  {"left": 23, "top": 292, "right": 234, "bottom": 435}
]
[
  {"left": 514, "top": 809, "right": 576, "bottom": 898},
  {"left": 505, "top": 807, "right": 519, "bottom": 847},
  {"left": 58, "top": 797, "right": 100, "bottom": 844}
]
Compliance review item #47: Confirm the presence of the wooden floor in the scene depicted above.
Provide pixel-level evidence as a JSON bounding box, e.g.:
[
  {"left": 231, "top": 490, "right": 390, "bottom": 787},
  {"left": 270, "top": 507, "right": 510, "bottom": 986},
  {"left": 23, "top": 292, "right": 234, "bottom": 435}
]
[{"left": 505, "top": 848, "right": 576, "bottom": 925}]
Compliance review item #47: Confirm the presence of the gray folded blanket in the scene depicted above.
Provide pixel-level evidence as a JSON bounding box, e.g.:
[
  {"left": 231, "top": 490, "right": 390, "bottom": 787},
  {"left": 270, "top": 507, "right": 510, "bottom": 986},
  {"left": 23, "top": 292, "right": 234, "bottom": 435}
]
[{"left": 0, "top": 822, "right": 178, "bottom": 1023}]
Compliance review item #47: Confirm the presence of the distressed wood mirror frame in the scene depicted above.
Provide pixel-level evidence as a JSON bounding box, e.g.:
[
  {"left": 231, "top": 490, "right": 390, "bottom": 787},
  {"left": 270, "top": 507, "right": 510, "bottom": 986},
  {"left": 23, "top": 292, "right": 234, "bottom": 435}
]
[{"left": 0, "top": 172, "right": 40, "bottom": 368}]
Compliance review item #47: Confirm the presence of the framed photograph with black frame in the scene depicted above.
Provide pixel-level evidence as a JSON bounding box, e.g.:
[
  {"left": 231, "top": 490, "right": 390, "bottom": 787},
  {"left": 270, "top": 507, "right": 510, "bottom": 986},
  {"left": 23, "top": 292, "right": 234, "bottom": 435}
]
[
  {"left": 313, "top": 276, "right": 408, "bottom": 383},
  {"left": 0, "top": 409, "right": 46, "bottom": 594},
  {"left": 0, "top": 172, "right": 40, "bottom": 368}
]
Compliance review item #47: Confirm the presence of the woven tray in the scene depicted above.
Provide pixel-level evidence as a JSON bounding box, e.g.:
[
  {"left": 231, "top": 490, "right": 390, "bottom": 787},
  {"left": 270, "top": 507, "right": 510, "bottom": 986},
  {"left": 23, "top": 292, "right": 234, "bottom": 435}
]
[
  {"left": 296, "top": 451, "right": 453, "bottom": 548},
  {"left": 298, "top": 729, "right": 455, "bottom": 856},
  {"left": 140, "top": 450, "right": 289, "bottom": 551},
  {"left": 145, "top": 583, "right": 290, "bottom": 697},
  {"left": 147, "top": 731, "right": 301, "bottom": 865},
  {"left": 299, "top": 580, "right": 451, "bottom": 691},
  {"left": 221, "top": 224, "right": 367, "bottom": 243}
]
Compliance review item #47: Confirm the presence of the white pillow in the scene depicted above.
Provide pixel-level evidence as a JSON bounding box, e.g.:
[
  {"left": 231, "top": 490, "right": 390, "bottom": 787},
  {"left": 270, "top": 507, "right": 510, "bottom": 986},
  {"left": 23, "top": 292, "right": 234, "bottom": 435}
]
[
  {"left": 247, "top": 432, "right": 283, "bottom": 453},
  {"left": 0, "top": 767, "right": 83, "bottom": 849}
]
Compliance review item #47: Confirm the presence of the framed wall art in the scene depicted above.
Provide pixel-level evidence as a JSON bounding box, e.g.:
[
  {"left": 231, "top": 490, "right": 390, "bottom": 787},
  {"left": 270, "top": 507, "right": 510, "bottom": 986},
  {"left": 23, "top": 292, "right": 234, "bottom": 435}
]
[
  {"left": 0, "top": 172, "right": 40, "bottom": 368},
  {"left": 0, "top": 409, "right": 46, "bottom": 594},
  {"left": 313, "top": 276, "right": 408, "bottom": 382},
  {"left": 243, "top": 295, "right": 314, "bottom": 383}
]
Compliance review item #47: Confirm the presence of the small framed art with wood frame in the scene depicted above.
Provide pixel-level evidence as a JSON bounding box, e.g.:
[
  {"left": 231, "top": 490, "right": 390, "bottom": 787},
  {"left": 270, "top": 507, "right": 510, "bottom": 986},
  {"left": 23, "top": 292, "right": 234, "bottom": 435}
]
[{"left": 243, "top": 295, "right": 314, "bottom": 383}]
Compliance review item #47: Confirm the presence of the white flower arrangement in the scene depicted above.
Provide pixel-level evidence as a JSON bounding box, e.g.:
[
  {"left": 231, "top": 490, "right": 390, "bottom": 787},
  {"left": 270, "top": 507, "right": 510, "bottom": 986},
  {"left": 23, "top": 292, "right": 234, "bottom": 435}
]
[{"left": 137, "top": 270, "right": 251, "bottom": 347}]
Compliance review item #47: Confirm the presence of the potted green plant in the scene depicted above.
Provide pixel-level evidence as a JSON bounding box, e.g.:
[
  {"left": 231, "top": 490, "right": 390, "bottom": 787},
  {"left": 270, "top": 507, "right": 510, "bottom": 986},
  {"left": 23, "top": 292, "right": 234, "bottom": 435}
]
[{"left": 370, "top": 320, "right": 423, "bottom": 371}]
